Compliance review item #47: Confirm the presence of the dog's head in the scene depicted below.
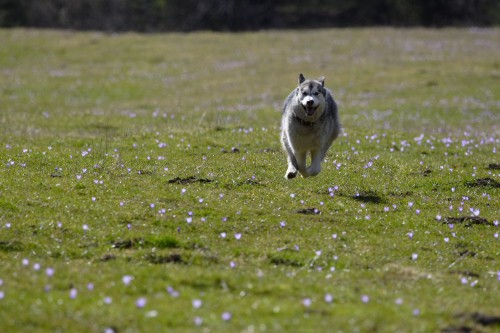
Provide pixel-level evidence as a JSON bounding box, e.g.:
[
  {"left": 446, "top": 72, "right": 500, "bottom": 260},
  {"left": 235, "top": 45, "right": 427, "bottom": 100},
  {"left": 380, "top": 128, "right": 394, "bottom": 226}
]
[{"left": 296, "top": 73, "right": 327, "bottom": 118}]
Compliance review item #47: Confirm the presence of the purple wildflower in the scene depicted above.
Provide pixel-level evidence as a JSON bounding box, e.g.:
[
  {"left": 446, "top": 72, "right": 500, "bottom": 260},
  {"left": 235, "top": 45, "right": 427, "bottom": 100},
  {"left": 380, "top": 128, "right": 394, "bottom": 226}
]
[
  {"left": 167, "top": 286, "right": 180, "bottom": 298},
  {"left": 122, "top": 275, "right": 134, "bottom": 285},
  {"left": 192, "top": 299, "right": 203, "bottom": 309},
  {"left": 136, "top": 297, "right": 147, "bottom": 308},
  {"left": 45, "top": 268, "right": 55, "bottom": 277}
]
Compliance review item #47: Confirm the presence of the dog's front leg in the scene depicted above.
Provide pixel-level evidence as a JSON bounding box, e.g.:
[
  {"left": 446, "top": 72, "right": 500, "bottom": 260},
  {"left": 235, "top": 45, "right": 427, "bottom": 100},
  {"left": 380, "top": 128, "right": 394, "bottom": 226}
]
[
  {"left": 295, "top": 151, "right": 309, "bottom": 178},
  {"left": 284, "top": 139, "right": 300, "bottom": 179},
  {"left": 285, "top": 154, "right": 299, "bottom": 179}
]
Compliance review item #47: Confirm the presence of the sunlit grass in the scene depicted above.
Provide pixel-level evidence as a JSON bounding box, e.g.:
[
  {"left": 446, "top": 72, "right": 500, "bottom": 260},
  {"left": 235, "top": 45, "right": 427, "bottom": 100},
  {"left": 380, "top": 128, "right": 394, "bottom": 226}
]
[{"left": 0, "top": 28, "right": 499, "bottom": 332}]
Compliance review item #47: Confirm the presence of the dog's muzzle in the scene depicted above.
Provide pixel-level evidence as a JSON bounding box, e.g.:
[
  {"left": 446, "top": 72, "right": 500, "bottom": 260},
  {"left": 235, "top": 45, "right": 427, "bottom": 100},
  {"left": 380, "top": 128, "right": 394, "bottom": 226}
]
[{"left": 303, "top": 102, "right": 318, "bottom": 116}]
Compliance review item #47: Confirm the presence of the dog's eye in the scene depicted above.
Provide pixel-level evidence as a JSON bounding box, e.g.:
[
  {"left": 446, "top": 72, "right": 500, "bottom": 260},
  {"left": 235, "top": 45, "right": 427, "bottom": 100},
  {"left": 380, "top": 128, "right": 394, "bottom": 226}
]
[{"left": 313, "top": 92, "right": 319, "bottom": 96}]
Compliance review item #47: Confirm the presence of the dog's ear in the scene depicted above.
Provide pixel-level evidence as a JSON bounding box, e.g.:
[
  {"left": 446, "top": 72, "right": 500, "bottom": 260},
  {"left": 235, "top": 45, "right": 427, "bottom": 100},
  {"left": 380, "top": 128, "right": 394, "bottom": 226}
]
[
  {"left": 298, "top": 73, "right": 305, "bottom": 84},
  {"left": 318, "top": 76, "right": 325, "bottom": 87}
]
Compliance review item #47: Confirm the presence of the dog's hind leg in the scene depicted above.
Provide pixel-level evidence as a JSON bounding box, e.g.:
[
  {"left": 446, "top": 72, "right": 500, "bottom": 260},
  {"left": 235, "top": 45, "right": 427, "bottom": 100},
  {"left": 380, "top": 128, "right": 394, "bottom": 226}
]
[{"left": 306, "top": 149, "right": 326, "bottom": 177}]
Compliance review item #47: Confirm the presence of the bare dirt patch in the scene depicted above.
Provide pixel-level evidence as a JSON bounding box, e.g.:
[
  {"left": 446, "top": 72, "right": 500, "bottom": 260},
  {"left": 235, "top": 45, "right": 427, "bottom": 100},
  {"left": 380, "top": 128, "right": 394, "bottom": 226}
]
[
  {"left": 442, "top": 216, "right": 493, "bottom": 227},
  {"left": 168, "top": 176, "right": 214, "bottom": 184},
  {"left": 465, "top": 177, "right": 500, "bottom": 188},
  {"left": 296, "top": 208, "right": 321, "bottom": 215}
]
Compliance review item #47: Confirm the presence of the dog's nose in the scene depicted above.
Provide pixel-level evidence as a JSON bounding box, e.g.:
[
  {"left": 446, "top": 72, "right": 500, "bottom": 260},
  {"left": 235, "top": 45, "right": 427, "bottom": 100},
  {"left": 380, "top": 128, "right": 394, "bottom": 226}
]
[{"left": 306, "top": 100, "right": 314, "bottom": 106}]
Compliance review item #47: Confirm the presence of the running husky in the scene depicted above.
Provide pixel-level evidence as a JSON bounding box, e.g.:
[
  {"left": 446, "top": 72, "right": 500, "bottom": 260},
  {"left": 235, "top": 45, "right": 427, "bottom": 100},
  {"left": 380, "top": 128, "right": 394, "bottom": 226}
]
[{"left": 281, "top": 73, "right": 341, "bottom": 179}]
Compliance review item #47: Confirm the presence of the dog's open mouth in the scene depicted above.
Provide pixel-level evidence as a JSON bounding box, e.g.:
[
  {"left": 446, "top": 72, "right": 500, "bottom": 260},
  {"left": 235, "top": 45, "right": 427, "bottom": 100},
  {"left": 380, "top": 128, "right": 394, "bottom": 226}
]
[{"left": 305, "top": 106, "right": 317, "bottom": 116}]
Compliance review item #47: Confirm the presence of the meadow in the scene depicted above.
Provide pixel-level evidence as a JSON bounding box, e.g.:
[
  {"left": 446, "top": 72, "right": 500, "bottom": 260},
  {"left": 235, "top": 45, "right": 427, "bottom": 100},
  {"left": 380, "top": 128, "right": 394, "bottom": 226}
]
[{"left": 0, "top": 28, "right": 499, "bottom": 332}]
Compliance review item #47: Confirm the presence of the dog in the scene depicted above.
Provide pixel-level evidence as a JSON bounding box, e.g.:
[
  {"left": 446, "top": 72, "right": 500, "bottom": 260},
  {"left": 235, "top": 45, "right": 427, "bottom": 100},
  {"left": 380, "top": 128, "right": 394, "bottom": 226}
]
[{"left": 280, "top": 73, "right": 341, "bottom": 179}]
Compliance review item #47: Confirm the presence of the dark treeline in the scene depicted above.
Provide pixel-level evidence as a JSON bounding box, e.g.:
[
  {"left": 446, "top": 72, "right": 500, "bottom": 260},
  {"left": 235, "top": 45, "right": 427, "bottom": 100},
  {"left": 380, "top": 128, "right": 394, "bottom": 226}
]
[{"left": 1, "top": 0, "right": 499, "bottom": 31}]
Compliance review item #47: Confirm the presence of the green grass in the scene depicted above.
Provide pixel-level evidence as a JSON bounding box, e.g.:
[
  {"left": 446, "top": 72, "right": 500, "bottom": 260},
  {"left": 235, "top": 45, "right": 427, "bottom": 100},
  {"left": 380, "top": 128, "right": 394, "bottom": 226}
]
[{"left": 0, "top": 28, "right": 499, "bottom": 332}]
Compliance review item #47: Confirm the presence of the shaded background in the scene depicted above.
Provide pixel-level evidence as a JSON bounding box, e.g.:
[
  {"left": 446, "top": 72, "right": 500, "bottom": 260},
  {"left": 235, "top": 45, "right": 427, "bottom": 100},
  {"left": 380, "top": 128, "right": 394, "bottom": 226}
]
[{"left": 1, "top": 0, "right": 499, "bottom": 31}]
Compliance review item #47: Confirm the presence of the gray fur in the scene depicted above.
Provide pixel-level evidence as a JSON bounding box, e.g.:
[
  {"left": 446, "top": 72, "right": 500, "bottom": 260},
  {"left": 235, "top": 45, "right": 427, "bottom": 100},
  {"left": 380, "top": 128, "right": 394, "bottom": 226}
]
[{"left": 281, "top": 73, "right": 341, "bottom": 179}]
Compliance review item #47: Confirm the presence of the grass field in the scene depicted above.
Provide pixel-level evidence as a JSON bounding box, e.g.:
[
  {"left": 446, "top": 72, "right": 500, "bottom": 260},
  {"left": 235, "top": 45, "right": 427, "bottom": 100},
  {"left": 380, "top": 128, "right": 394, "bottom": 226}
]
[{"left": 0, "top": 28, "right": 499, "bottom": 332}]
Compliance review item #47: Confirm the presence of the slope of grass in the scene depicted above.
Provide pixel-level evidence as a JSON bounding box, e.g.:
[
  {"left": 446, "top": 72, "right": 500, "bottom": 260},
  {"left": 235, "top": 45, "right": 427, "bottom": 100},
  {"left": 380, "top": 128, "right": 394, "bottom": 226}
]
[{"left": 0, "top": 28, "right": 499, "bottom": 332}]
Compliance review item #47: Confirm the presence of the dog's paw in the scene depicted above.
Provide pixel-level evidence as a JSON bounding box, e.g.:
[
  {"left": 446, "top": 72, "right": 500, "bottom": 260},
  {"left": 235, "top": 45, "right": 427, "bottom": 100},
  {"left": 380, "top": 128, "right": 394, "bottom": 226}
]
[{"left": 285, "top": 165, "right": 298, "bottom": 179}]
